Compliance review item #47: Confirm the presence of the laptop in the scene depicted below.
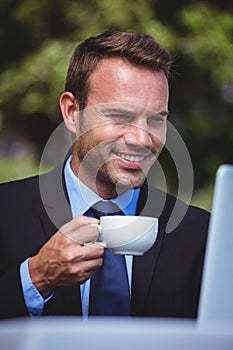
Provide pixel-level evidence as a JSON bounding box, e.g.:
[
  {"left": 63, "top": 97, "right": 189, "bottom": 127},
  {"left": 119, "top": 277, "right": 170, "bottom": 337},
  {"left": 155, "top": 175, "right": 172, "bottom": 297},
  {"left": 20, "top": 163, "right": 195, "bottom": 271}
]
[{"left": 198, "top": 164, "right": 233, "bottom": 323}]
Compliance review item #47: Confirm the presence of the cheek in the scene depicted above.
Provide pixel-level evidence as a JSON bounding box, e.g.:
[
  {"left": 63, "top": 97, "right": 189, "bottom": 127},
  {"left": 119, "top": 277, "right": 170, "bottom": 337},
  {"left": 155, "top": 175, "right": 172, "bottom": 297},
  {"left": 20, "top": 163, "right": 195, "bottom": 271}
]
[
  {"left": 151, "top": 127, "right": 167, "bottom": 150},
  {"left": 93, "top": 124, "right": 123, "bottom": 142}
]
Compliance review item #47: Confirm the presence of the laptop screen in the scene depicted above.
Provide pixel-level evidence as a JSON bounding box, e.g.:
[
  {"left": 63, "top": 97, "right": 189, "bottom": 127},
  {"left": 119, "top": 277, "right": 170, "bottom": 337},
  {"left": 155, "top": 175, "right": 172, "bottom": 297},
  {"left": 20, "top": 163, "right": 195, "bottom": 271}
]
[{"left": 198, "top": 164, "right": 233, "bottom": 323}]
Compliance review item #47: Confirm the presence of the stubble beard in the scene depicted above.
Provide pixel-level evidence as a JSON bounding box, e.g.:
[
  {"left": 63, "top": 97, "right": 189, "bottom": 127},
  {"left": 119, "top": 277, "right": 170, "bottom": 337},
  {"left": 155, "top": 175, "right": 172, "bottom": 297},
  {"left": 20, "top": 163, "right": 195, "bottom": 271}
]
[
  {"left": 74, "top": 136, "right": 150, "bottom": 195},
  {"left": 100, "top": 160, "right": 148, "bottom": 190}
]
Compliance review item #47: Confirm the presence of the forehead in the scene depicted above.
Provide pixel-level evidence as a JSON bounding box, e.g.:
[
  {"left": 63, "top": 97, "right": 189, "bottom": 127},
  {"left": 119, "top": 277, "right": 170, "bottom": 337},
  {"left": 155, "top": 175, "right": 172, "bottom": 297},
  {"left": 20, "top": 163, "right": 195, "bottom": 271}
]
[{"left": 87, "top": 58, "right": 169, "bottom": 111}]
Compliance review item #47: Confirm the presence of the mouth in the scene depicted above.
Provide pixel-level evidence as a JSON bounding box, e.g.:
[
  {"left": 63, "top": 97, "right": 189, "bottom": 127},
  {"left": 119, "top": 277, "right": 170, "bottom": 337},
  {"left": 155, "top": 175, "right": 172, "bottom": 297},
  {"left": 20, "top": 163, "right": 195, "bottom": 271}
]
[
  {"left": 113, "top": 151, "right": 153, "bottom": 170},
  {"left": 117, "top": 152, "right": 147, "bottom": 162}
]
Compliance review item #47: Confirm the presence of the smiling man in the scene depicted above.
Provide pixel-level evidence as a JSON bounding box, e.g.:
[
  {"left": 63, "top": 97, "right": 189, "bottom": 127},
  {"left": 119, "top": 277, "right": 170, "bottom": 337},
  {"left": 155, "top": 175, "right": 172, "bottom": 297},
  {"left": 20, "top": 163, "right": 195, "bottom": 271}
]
[{"left": 0, "top": 31, "right": 210, "bottom": 319}]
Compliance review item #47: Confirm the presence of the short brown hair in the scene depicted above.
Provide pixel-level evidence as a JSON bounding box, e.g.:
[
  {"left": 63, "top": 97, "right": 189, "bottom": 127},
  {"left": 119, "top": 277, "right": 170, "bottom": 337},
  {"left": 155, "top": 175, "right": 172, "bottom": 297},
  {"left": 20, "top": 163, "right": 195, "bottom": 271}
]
[{"left": 65, "top": 31, "right": 172, "bottom": 110}]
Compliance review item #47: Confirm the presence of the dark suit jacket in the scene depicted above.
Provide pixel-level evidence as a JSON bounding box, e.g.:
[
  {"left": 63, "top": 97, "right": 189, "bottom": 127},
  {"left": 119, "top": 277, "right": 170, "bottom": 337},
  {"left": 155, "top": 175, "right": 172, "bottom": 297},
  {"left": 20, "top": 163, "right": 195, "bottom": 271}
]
[{"left": 0, "top": 166, "right": 210, "bottom": 319}]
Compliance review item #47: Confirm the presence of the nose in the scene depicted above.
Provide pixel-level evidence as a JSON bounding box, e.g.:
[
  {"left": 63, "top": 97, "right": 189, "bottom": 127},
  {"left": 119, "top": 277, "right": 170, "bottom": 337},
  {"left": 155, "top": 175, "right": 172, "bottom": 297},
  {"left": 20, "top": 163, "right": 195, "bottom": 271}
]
[{"left": 123, "top": 124, "right": 152, "bottom": 148}]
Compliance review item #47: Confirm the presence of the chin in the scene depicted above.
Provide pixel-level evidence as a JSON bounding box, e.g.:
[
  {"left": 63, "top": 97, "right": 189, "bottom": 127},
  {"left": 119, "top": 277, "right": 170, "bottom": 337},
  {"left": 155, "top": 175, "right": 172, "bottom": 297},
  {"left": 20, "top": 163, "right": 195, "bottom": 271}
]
[
  {"left": 100, "top": 163, "right": 148, "bottom": 190},
  {"left": 112, "top": 174, "right": 146, "bottom": 191}
]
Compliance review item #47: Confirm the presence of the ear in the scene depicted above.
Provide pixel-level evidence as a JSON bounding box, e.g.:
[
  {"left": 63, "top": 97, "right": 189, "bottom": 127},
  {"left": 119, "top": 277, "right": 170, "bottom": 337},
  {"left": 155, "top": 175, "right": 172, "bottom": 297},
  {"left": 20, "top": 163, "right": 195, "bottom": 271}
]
[{"left": 59, "top": 92, "right": 79, "bottom": 134}]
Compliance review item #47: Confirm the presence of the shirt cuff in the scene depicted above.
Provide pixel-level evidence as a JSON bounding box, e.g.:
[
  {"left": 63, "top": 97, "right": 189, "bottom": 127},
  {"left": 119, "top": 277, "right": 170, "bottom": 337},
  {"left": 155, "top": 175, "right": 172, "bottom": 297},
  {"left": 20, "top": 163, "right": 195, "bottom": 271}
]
[{"left": 20, "top": 258, "right": 53, "bottom": 316}]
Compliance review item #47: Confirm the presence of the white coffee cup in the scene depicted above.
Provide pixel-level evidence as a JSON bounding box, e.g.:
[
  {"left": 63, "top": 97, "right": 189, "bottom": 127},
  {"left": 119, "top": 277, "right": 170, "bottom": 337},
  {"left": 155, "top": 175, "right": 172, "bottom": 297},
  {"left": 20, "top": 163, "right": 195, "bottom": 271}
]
[{"left": 92, "top": 216, "right": 158, "bottom": 256}]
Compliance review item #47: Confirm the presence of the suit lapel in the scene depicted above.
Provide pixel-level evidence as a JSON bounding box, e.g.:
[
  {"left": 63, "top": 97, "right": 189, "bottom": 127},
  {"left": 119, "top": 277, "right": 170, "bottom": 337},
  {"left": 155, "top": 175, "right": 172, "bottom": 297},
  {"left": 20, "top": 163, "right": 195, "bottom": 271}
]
[
  {"left": 38, "top": 165, "right": 73, "bottom": 239},
  {"left": 37, "top": 166, "right": 82, "bottom": 315},
  {"left": 131, "top": 184, "right": 167, "bottom": 315}
]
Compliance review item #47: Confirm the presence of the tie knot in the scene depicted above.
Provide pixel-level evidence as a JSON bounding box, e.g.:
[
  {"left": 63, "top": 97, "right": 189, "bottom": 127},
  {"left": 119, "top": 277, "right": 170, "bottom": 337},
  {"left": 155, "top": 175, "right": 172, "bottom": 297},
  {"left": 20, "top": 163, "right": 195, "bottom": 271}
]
[{"left": 92, "top": 201, "right": 123, "bottom": 218}]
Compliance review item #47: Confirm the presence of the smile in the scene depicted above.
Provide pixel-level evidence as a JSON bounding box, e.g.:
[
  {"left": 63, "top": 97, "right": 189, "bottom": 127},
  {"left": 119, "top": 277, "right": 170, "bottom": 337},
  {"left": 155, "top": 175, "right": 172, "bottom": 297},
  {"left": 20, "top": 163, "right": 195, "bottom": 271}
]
[{"left": 117, "top": 153, "right": 146, "bottom": 162}]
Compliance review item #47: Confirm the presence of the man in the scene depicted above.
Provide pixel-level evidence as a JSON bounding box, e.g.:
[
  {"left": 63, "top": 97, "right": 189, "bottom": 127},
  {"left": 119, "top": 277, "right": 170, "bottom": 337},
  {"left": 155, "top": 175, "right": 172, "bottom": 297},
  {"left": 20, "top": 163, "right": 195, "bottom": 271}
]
[{"left": 0, "top": 31, "right": 209, "bottom": 319}]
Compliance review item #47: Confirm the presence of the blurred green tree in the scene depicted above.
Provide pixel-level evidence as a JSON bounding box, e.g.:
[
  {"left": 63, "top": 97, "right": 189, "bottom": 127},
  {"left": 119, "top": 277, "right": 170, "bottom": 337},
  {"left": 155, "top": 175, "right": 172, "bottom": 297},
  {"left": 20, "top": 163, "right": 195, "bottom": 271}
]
[{"left": 0, "top": 0, "right": 232, "bottom": 209}]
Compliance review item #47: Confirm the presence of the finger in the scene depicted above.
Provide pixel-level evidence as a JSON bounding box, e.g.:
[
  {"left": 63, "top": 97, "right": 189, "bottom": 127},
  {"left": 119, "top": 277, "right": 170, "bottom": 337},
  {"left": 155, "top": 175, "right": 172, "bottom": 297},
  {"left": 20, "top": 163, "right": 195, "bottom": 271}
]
[
  {"left": 61, "top": 224, "right": 100, "bottom": 245},
  {"left": 69, "top": 242, "right": 104, "bottom": 263},
  {"left": 59, "top": 215, "right": 99, "bottom": 236},
  {"left": 72, "top": 257, "right": 104, "bottom": 283},
  {"left": 84, "top": 242, "right": 106, "bottom": 249}
]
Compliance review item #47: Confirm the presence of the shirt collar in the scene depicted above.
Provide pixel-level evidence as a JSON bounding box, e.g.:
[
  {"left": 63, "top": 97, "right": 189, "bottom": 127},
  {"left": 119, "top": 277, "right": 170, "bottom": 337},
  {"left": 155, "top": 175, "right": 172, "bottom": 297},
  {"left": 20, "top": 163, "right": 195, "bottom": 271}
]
[{"left": 64, "top": 156, "right": 140, "bottom": 217}]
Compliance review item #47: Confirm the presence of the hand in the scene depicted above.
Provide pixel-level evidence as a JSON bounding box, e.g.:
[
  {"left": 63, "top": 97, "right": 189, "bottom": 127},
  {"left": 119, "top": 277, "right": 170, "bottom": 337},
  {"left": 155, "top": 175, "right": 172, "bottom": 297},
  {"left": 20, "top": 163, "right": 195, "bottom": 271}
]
[{"left": 28, "top": 216, "right": 103, "bottom": 298}]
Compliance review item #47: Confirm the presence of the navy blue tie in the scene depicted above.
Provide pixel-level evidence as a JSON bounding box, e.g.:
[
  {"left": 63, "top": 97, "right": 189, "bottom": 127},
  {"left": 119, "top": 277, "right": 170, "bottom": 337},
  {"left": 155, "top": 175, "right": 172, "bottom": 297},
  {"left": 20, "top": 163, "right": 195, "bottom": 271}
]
[{"left": 88, "top": 202, "right": 131, "bottom": 316}]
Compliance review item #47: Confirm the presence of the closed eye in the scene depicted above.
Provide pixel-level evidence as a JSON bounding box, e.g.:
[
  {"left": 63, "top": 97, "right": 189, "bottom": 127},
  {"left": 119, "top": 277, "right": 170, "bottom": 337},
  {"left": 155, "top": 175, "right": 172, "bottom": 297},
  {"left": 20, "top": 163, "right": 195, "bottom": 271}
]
[
  {"left": 147, "top": 115, "right": 167, "bottom": 131},
  {"left": 150, "top": 115, "right": 164, "bottom": 122},
  {"left": 148, "top": 115, "right": 167, "bottom": 124},
  {"left": 108, "top": 113, "right": 134, "bottom": 123}
]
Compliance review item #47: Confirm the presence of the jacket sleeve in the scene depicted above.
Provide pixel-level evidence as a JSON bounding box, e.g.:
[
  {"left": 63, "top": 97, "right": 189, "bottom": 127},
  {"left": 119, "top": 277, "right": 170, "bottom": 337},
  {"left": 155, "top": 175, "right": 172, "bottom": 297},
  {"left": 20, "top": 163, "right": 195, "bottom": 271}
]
[{"left": 0, "top": 264, "right": 30, "bottom": 319}]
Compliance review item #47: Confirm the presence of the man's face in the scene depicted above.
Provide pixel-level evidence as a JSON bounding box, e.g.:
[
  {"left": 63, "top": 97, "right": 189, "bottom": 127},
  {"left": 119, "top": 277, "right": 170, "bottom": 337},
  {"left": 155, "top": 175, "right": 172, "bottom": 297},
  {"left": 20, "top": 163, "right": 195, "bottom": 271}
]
[{"left": 72, "top": 58, "right": 169, "bottom": 198}]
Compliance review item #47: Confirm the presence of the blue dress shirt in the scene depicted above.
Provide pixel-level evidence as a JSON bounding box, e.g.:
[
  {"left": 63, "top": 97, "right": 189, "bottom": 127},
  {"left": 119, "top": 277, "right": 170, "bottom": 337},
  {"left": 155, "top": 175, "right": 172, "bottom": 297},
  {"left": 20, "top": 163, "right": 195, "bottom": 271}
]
[{"left": 20, "top": 156, "right": 140, "bottom": 316}]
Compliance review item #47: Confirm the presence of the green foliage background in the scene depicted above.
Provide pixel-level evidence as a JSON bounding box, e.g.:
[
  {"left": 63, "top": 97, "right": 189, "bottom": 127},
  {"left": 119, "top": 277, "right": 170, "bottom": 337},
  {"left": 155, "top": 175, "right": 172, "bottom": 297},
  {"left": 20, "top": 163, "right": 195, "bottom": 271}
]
[{"left": 0, "top": 0, "right": 232, "bottom": 210}]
